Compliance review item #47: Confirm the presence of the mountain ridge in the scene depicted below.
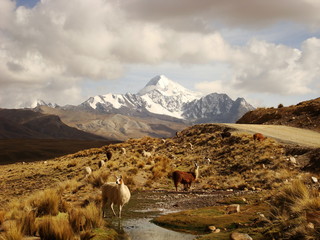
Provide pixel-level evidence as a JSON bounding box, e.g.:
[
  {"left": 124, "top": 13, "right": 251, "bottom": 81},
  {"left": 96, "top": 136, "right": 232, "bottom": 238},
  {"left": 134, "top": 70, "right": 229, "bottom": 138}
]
[
  {"left": 16, "top": 75, "right": 255, "bottom": 140},
  {"left": 0, "top": 108, "right": 108, "bottom": 140},
  {"left": 77, "top": 75, "right": 255, "bottom": 123}
]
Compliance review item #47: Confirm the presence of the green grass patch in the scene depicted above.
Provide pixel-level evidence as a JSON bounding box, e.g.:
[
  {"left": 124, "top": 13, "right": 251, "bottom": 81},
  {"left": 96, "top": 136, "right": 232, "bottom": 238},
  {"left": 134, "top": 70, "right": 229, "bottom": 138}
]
[
  {"left": 92, "top": 227, "right": 118, "bottom": 240},
  {"left": 153, "top": 203, "right": 270, "bottom": 234}
]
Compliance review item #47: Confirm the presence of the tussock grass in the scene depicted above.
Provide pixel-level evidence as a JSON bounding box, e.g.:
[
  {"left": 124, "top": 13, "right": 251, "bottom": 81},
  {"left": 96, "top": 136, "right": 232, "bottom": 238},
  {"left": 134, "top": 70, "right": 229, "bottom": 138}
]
[
  {"left": 268, "top": 180, "right": 320, "bottom": 239},
  {"left": 86, "top": 171, "right": 109, "bottom": 188},
  {"left": 152, "top": 156, "right": 171, "bottom": 179},
  {"left": 58, "top": 179, "right": 82, "bottom": 194},
  {"left": 38, "top": 216, "right": 74, "bottom": 240},
  {"left": 17, "top": 210, "right": 37, "bottom": 236},
  {"left": 0, "top": 210, "right": 5, "bottom": 225},
  {"left": 28, "top": 189, "right": 60, "bottom": 217},
  {"left": 68, "top": 203, "right": 103, "bottom": 234},
  {"left": 82, "top": 202, "right": 104, "bottom": 230},
  {"left": 0, "top": 221, "right": 22, "bottom": 240}
]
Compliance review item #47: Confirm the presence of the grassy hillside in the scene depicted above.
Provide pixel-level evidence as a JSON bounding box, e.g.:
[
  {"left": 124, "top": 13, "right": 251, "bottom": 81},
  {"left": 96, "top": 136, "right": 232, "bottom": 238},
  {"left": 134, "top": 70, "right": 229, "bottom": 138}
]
[
  {"left": 237, "top": 97, "right": 320, "bottom": 132},
  {"left": 0, "top": 123, "right": 319, "bottom": 239}
]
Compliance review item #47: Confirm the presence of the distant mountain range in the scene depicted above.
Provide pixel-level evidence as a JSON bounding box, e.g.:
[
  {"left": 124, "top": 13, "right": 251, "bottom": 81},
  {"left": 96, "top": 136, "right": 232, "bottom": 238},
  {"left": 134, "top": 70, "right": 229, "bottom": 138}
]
[
  {"left": 36, "top": 75, "right": 254, "bottom": 123},
  {"left": 9, "top": 75, "right": 255, "bottom": 140}
]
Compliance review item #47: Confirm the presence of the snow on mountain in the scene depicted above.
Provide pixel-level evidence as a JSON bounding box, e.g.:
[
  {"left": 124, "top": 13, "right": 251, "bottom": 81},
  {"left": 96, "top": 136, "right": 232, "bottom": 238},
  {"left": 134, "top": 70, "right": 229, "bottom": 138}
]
[
  {"left": 78, "top": 75, "right": 255, "bottom": 123},
  {"left": 23, "top": 99, "right": 59, "bottom": 109},
  {"left": 138, "top": 75, "right": 202, "bottom": 99},
  {"left": 137, "top": 75, "right": 203, "bottom": 118}
]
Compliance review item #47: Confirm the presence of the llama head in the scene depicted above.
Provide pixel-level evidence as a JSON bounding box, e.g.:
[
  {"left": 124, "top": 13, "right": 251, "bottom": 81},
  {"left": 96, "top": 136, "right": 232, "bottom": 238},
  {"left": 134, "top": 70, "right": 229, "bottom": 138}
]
[{"left": 116, "top": 175, "right": 123, "bottom": 185}]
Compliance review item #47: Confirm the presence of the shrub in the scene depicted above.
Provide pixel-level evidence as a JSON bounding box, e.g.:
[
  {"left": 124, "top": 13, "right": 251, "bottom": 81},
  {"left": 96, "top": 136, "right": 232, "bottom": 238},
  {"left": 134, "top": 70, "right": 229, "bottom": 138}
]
[
  {"left": 278, "top": 103, "right": 284, "bottom": 108},
  {"left": 128, "top": 167, "right": 138, "bottom": 175}
]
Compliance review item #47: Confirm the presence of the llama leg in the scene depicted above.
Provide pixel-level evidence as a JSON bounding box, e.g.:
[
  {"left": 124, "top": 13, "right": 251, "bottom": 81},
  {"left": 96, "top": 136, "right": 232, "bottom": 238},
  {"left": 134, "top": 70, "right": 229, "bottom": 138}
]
[
  {"left": 175, "top": 182, "right": 178, "bottom": 191},
  {"left": 119, "top": 205, "right": 122, "bottom": 219},
  {"left": 102, "top": 199, "right": 107, "bottom": 217},
  {"left": 110, "top": 202, "right": 116, "bottom": 216}
]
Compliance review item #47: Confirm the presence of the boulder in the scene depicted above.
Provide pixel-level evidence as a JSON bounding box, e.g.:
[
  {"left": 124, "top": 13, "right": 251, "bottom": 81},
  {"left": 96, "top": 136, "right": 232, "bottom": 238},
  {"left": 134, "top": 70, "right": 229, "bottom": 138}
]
[
  {"left": 226, "top": 204, "right": 240, "bottom": 214},
  {"left": 311, "top": 176, "right": 318, "bottom": 183},
  {"left": 230, "top": 232, "right": 253, "bottom": 240},
  {"left": 289, "top": 156, "right": 297, "bottom": 164}
]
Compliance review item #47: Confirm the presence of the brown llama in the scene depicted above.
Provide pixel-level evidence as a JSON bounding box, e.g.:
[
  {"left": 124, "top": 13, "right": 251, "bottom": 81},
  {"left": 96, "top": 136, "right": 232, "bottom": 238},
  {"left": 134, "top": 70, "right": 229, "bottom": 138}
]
[
  {"left": 253, "top": 133, "right": 267, "bottom": 142},
  {"left": 172, "top": 163, "right": 199, "bottom": 191}
]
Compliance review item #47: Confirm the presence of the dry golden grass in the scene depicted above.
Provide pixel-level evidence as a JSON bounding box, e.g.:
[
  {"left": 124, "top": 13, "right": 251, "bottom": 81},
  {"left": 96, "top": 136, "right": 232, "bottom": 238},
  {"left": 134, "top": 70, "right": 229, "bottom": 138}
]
[
  {"left": 38, "top": 216, "right": 74, "bottom": 240},
  {"left": 81, "top": 202, "right": 104, "bottom": 230},
  {"left": 17, "top": 210, "right": 37, "bottom": 236},
  {"left": 0, "top": 210, "right": 5, "bottom": 225},
  {"left": 58, "top": 179, "right": 82, "bottom": 194},
  {"left": 28, "top": 189, "right": 61, "bottom": 217},
  {"left": 1, "top": 123, "right": 319, "bottom": 239},
  {"left": 269, "top": 180, "right": 320, "bottom": 239},
  {"left": 0, "top": 221, "right": 22, "bottom": 240},
  {"left": 152, "top": 156, "right": 171, "bottom": 180}
]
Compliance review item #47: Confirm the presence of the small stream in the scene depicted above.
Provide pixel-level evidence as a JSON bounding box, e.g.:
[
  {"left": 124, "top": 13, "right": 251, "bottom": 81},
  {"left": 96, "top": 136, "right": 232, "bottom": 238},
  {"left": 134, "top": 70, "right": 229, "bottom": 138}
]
[
  {"left": 104, "top": 189, "right": 240, "bottom": 240},
  {"left": 105, "top": 191, "right": 199, "bottom": 240}
]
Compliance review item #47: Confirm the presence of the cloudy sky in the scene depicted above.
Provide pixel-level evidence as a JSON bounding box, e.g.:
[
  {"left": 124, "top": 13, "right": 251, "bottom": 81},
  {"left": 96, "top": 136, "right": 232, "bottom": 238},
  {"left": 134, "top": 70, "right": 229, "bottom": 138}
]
[{"left": 0, "top": 0, "right": 319, "bottom": 108}]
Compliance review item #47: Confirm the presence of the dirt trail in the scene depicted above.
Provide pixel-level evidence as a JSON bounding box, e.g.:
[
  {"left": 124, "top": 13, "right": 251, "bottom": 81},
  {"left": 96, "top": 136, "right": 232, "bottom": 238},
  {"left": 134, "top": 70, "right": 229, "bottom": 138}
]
[{"left": 220, "top": 124, "right": 320, "bottom": 148}]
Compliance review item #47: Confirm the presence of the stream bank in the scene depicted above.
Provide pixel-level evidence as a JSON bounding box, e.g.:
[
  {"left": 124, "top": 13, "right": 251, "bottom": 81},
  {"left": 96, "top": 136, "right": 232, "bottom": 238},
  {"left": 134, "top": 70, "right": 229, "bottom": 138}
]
[{"left": 104, "top": 190, "right": 246, "bottom": 239}]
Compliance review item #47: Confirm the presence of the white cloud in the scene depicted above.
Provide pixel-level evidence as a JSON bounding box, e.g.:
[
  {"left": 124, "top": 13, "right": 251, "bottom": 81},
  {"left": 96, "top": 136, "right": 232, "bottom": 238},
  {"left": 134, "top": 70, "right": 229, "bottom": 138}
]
[
  {"left": 121, "top": 0, "right": 320, "bottom": 30},
  {"left": 0, "top": 0, "right": 319, "bottom": 108}
]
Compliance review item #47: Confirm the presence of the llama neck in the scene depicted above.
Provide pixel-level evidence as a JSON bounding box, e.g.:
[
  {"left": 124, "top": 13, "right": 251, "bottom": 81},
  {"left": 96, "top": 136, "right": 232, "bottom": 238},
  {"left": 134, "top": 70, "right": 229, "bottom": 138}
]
[{"left": 194, "top": 166, "right": 199, "bottom": 179}]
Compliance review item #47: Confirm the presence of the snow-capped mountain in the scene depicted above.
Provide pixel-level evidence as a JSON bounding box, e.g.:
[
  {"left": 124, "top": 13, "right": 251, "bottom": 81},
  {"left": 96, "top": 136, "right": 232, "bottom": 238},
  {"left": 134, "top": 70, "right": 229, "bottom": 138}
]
[
  {"left": 182, "top": 93, "right": 255, "bottom": 123},
  {"left": 79, "top": 75, "right": 254, "bottom": 123},
  {"left": 22, "top": 99, "right": 59, "bottom": 109}
]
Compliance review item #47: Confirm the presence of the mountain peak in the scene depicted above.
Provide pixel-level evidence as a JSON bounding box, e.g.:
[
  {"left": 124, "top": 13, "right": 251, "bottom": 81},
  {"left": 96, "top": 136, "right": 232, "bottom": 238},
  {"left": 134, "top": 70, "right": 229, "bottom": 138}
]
[
  {"left": 145, "top": 75, "right": 170, "bottom": 88},
  {"left": 138, "top": 75, "right": 201, "bottom": 98}
]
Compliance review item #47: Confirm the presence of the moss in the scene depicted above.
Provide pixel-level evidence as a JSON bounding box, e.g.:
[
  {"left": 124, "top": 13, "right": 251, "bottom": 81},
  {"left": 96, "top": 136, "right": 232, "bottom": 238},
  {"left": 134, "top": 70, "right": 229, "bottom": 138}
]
[{"left": 92, "top": 227, "right": 118, "bottom": 240}]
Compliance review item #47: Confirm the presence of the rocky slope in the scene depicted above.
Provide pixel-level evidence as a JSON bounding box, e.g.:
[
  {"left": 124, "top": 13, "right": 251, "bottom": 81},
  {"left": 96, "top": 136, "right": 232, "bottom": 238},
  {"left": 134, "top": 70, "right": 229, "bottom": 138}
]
[
  {"left": 237, "top": 97, "right": 320, "bottom": 132},
  {"left": 36, "top": 105, "right": 188, "bottom": 140}
]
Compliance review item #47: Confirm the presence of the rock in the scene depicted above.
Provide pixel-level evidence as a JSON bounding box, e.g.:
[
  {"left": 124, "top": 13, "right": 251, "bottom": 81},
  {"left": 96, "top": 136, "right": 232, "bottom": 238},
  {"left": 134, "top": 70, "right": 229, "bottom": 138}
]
[
  {"left": 208, "top": 225, "right": 216, "bottom": 231},
  {"left": 307, "top": 222, "right": 315, "bottom": 229},
  {"left": 230, "top": 232, "right": 253, "bottom": 240},
  {"left": 213, "top": 228, "right": 221, "bottom": 233},
  {"left": 289, "top": 156, "right": 297, "bottom": 164},
  {"left": 226, "top": 204, "right": 240, "bottom": 214},
  {"left": 311, "top": 176, "right": 318, "bottom": 183}
]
